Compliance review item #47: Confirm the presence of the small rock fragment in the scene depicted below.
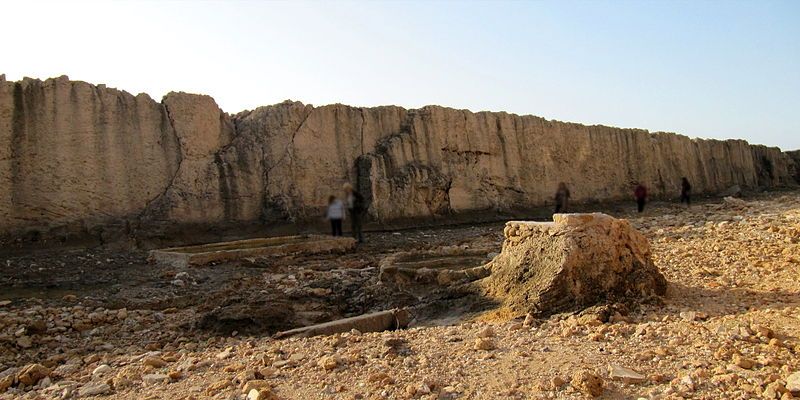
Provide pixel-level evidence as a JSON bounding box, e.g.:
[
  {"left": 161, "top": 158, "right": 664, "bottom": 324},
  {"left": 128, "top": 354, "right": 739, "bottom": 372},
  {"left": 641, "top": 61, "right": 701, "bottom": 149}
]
[
  {"left": 609, "top": 364, "right": 646, "bottom": 384},
  {"left": 243, "top": 379, "right": 271, "bottom": 393},
  {"left": 78, "top": 382, "right": 111, "bottom": 397},
  {"left": 477, "top": 326, "right": 495, "bottom": 338},
  {"left": 142, "top": 356, "right": 168, "bottom": 368},
  {"left": 317, "top": 355, "right": 339, "bottom": 371},
  {"left": 571, "top": 369, "right": 604, "bottom": 397},
  {"left": 143, "top": 373, "right": 169, "bottom": 385},
  {"left": 92, "top": 364, "right": 112, "bottom": 376},
  {"left": 473, "top": 338, "right": 496, "bottom": 351},
  {"left": 522, "top": 313, "right": 535, "bottom": 327},
  {"left": 733, "top": 354, "right": 755, "bottom": 370},
  {"left": 787, "top": 372, "right": 800, "bottom": 394},
  {"left": 16, "top": 363, "right": 50, "bottom": 386}
]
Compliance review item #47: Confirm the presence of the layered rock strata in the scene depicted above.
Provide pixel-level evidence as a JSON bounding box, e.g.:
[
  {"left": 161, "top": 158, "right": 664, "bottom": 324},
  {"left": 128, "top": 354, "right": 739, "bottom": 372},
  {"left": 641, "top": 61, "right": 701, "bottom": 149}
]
[{"left": 0, "top": 75, "right": 796, "bottom": 243}]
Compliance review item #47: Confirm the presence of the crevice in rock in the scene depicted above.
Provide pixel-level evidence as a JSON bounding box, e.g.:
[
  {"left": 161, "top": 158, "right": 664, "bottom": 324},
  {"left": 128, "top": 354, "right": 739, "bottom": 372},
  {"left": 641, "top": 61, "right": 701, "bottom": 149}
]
[
  {"left": 359, "top": 107, "right": 366, "bottom": 156},
  {"left": 265, "top": 108, "right": 312, "bottom": 176},
  {"left": 134, "top": 101, "right": 183, "bottom": 223},
  {"left": 260, "top": 107, "right": 314, "bottom": 222}
]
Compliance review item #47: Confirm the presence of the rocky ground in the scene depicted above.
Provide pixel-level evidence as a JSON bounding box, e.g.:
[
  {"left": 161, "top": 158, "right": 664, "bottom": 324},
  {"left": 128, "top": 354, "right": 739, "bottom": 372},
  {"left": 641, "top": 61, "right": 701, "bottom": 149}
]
[{"left": 1, "top": 192, "right": 799, "bottom": 399}]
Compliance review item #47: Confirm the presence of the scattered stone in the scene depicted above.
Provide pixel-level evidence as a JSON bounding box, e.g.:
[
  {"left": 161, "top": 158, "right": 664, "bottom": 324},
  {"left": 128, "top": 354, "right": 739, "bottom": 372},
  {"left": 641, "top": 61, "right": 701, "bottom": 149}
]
[
  {"left": 168, "top": 371, "right": 183, "bottom": 380},
  {"left": 522, "top": 313, "right": 535, "bottom": 327},
  {"left": 787, "top": 372, "right": 800, "bottom": 394},
  {"left": 78, "top": 382, "right": 111, "bottom": 397},
  {"left": 142, "top": 356, "right": 167, "bottom": 368},
  {"left": 216, "top": 347, "right": 233, "bottom": 359},
  {"left": 477, "top": 326, "right": 495, "bottom": 338},
  {"left": 571, "top": 369, "right": 604, "bottom": 397},
  {"left": 16, "top": 363, "right": 50, "bottom": 386},
  {"left": 248, "top": 388, "right": 273, "bottom": 400},
  {"left": 473, "top": 338, "right": 496, "bottom": 351},
  {"left": 206, "top": 379, "right": 232, "bottom": 394},
  {"left": 92, "top": 364, "right": 112, "bottom": 376},
  {"left": 243, "top": 379, "right": 271, "bottom": 393},
  {"left": 551, "top": 376, "right": 566, "bottom": 389},
  {"left": 317, "top": 355, "right": 340, "bottom": 371},
  {"left": 733, "top": 354, "right": 755, "bottom": 370},
  {"left": 0, "top": 374, "right": 13, "bottom": 392},
  {"left": 764, "top": 382, "right": 788, "bottom": 399},
  {"left": 609, "top": 364, "right": 646, "bottom": 384},
  {"left": 16, "top": 336, "right": 32, "bottom": 349},
  {"left": 143, "top": 373, "right": 169, "bottom": 385}
]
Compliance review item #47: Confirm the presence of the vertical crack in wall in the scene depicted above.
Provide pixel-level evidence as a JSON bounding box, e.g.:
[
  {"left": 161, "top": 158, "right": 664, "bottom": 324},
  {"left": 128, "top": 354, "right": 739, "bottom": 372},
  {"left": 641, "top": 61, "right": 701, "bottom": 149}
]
[
  {"left": 135, "top": 101, "right": 183, "bottom": 223},
  {"left": 10, "top": 82, "right": 26, "bottom": 213},
  {"left": 359, "top": 108, "right": 366, "bottom": 156},
  {"left": 265, "top": 108, "right": 312, "bottom": 177},
  {"left": 260, "top": 107, "right": 313, "bottom": 222}
]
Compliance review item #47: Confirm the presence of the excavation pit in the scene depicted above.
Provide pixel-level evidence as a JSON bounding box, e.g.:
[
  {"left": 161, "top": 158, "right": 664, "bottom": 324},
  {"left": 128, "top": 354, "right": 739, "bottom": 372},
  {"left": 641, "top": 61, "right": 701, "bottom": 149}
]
[{"left": 149, "top": 235, "right": 357, "bottom": 268}]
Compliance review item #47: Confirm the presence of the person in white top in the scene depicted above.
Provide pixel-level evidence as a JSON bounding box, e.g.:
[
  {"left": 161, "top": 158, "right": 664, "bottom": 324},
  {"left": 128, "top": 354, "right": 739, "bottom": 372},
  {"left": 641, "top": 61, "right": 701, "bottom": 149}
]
[{"left": 326, "top": 195, "right": 346, "bottom": 236}]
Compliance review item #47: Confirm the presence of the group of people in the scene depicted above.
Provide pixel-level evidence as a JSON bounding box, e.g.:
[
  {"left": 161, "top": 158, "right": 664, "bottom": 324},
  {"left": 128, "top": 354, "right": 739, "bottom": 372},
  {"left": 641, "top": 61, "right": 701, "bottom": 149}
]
[
  {"left": 325, "top": 183, "right": 366, "bottom": 243},
  {"left": 553, "top": 177, "right": 693, "bottom": 214},
  {"left": 327, "top": 177, "right": 695, "bottom": 243}
]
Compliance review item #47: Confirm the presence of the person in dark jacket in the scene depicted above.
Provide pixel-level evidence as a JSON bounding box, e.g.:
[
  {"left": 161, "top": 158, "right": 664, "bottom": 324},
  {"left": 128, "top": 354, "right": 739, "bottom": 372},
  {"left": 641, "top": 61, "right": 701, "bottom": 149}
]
[
  {"left": 554, "top": 182, "right": 571, "bottom": 213},
  {"left": 634, "top": 183, "right": 648, "bottom": 213},
  {"left": 343, "top": 183, "right": 366, "bottom": 243},
  {"left": 680, "top": 177, "right": 692, "bottom": 206}
]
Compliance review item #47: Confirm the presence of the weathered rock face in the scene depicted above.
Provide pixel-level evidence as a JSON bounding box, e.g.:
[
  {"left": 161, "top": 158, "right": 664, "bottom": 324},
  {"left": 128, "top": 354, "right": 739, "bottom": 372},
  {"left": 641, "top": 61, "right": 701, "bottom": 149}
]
[
  {"left": 362, "top": 110, "right": 795, "bottom": 220},
  {"left": 480, "top": 214, "right": 667, "bottom": 316},
  {"left": 139, "top": 92, "right": 235, "bottom": 226},
  {"left": 0, "top": 76, "right": 180, "bottom": 239},
  {"left": 0, "top": 75, "right": 796, "bottom": 243},
  {"left": 787, "top": 150, "right": 800, "bottom": 184}
]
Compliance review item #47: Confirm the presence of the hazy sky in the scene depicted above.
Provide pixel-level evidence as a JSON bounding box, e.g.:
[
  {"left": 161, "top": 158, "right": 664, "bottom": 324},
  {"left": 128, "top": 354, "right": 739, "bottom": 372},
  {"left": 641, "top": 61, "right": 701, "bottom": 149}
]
[{"left": 3, "top": 0, "right": 799, "bottom": 150}]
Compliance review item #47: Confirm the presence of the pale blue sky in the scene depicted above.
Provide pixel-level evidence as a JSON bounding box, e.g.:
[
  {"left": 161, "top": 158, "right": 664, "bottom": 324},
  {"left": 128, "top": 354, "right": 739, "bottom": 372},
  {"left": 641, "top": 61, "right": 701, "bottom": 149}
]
[{"left": 3, "top": 0, "right": 799, "bottom": 150}]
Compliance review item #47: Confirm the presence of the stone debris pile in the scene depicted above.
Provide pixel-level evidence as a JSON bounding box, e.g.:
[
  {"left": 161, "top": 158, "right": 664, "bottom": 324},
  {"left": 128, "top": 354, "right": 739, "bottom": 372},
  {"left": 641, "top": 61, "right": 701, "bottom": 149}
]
[
  {"left": 480, "top": 213, "right": 667, "bottom": 317},
  {"left": 0, "top": 192, "right": 798, "bottom": 399}
]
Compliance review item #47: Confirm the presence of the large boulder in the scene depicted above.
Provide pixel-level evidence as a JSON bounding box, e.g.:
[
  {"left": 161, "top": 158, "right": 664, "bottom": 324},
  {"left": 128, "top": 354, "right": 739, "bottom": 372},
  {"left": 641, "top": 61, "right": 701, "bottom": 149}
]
[{"left": 480, "top": 213, "right": 666, "bottom": 316}]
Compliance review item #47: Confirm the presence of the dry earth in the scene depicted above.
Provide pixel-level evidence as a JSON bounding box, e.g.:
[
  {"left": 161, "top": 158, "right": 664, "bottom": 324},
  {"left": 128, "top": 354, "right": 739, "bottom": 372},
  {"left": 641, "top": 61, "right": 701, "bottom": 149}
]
[{"left": 1, "top": 192, "right": 799, "bottom": 399}]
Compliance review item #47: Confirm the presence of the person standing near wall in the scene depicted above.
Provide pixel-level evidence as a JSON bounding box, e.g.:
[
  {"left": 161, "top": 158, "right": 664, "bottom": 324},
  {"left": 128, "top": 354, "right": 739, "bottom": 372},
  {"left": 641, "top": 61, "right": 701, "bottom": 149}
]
[
  {"left": 680, "top": 177, "right": 692, "bottom": 206},
  {"left": 634, "top": 183, "right": 648, "bottom": 213},
  {"left": 343, "top": 183, "right": 366, "bottom": 243},
  {"left": 554, "top": 182, "right": 571, "bottom": 213},
  {"left": 326, "top": 195, "right": 345, "bottom": 236}
]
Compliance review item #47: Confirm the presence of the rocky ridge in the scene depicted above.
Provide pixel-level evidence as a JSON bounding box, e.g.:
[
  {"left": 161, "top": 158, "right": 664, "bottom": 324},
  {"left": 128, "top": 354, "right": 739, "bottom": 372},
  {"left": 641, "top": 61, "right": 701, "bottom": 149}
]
[{"left": 0, "top": 75, "right": 796, "bottom": 245}]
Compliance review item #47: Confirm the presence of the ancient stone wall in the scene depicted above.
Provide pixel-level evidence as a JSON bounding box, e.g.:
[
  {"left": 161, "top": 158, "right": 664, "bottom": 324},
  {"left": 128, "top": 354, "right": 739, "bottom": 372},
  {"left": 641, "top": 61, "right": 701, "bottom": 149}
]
[{"left": 0, "top": 75, "right": 795, "bottom": 242}]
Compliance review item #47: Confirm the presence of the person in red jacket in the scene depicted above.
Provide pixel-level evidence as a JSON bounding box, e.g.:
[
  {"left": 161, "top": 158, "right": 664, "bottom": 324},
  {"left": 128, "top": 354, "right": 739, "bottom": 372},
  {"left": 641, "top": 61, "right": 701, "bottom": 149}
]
[{"left": 634, "top": 183, "right": 648, "bottom": 213}]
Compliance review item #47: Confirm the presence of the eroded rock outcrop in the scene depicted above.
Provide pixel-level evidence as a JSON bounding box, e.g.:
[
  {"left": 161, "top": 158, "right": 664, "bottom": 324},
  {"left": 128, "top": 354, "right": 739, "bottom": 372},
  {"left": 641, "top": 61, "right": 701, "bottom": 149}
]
[
  {"left": 480, "top": 213, "right": 667, "bottom": 316},
  {"left": 0, "top": 75, "right": 180, "bottom": 240},
  {"left": 0, "top": 75, "right": 796, "bottom": 243}
]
